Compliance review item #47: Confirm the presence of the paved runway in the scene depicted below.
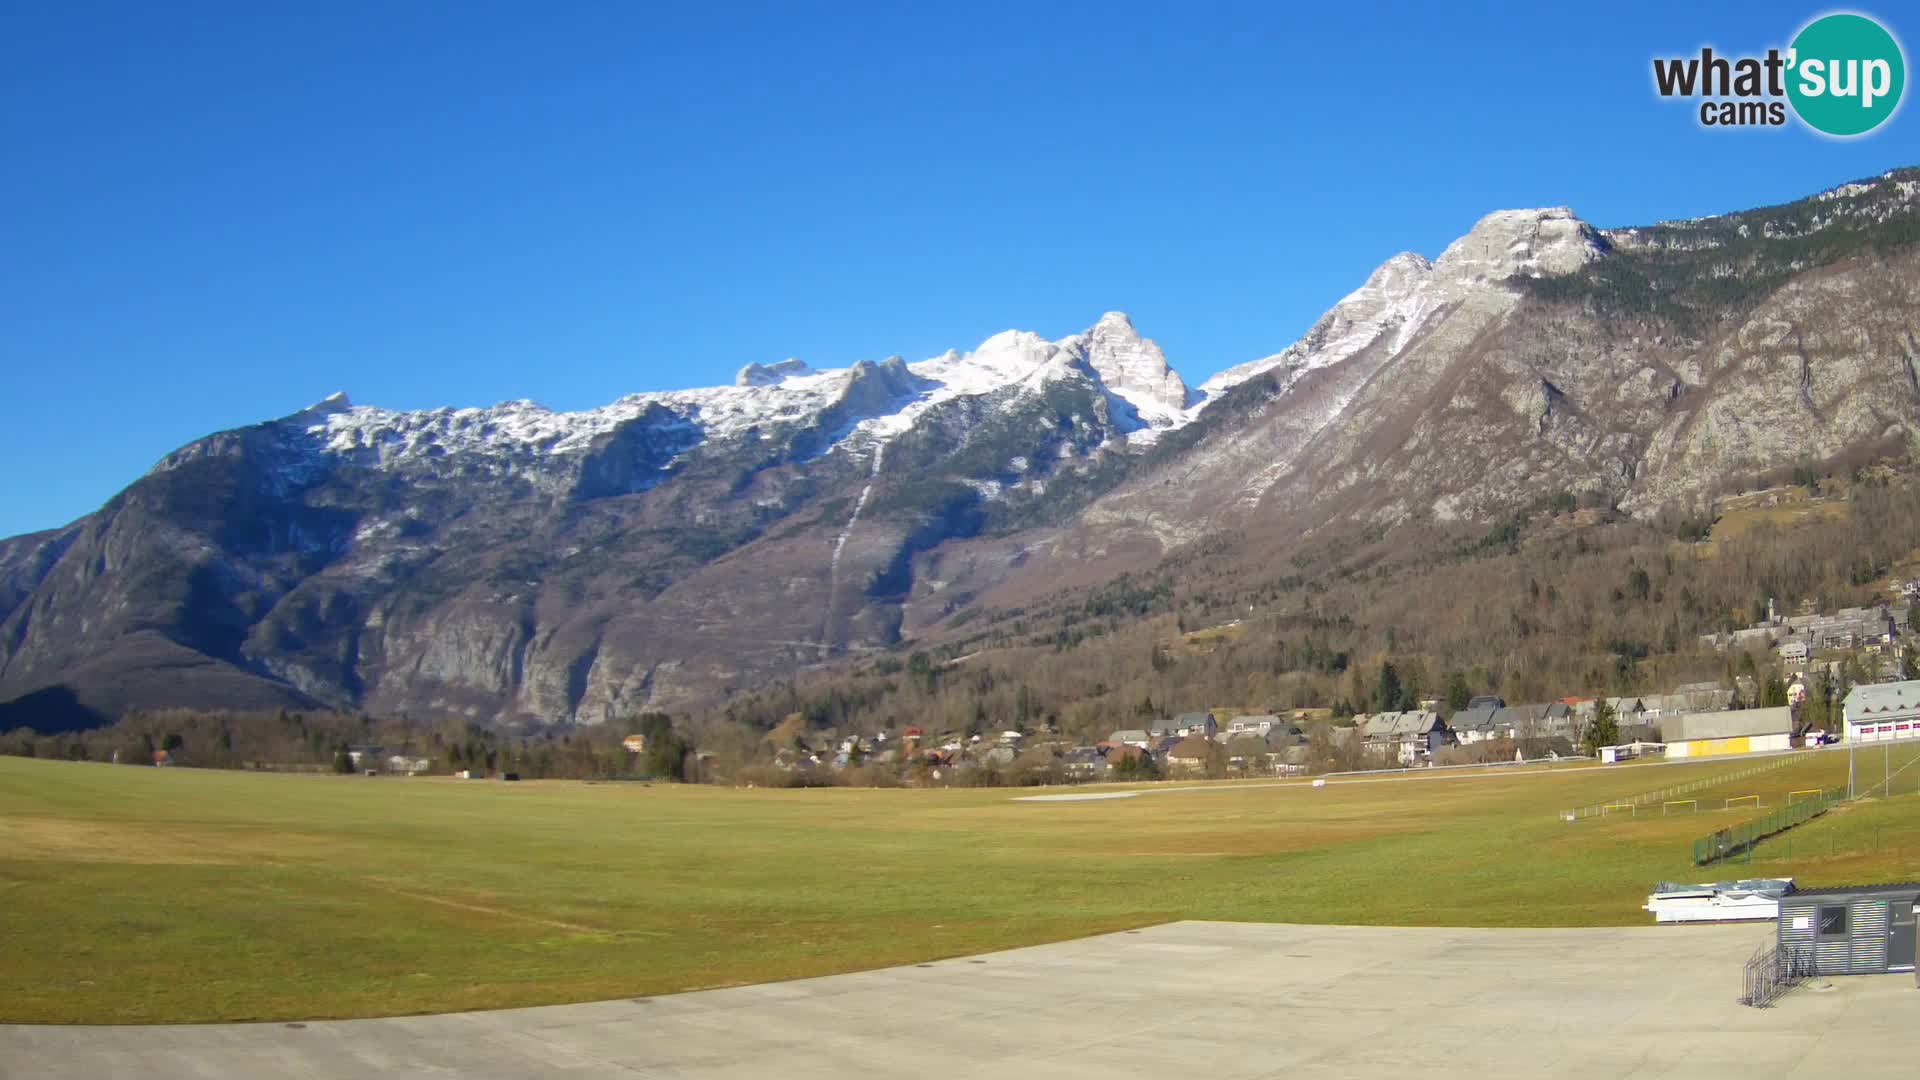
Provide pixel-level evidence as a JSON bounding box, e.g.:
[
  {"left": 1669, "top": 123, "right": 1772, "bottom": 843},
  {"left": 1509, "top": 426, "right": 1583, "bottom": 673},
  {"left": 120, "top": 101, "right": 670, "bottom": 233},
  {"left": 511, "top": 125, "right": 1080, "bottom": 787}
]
[{"left": 4, "top": 921, "right": 1915, "bottom": 1078}]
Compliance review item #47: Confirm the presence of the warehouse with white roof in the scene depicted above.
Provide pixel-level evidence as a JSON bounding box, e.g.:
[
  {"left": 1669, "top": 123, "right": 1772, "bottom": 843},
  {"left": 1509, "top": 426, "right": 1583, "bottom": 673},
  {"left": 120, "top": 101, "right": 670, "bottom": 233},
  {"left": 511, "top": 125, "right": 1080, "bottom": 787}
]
[{"left": 1842, "top": 680, "right": 1920, "bottom": 744}]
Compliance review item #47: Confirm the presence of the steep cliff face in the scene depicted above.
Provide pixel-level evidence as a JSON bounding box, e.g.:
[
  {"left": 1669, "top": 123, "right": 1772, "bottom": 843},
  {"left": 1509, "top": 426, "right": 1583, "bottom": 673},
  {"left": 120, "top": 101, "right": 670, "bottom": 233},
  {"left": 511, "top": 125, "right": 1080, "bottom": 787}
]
[
  {"left": 1047, "top": 176, "right": 1920, "bottom": 564},
  {"left": 4, "top": 169, "right": 1919, "bottom": 728},
  {"left": 0, "top": 313, "right": 1207, "bottom": 726}
]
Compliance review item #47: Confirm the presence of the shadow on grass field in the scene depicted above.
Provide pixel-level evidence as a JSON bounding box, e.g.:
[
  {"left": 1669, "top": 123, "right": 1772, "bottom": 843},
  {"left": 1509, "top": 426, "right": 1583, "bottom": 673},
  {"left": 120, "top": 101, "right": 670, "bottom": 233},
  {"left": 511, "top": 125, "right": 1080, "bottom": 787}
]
[{"left": 2, "top": 749, "right": 1917, "bottom": 1023}]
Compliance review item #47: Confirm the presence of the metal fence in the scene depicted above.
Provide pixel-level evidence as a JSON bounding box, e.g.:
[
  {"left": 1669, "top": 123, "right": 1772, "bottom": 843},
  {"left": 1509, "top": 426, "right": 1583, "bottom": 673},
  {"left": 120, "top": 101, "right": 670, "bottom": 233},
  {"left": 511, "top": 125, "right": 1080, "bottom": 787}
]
[
  {"left": 1690, "top": 788, "right": 1844, "bottom": 866},
  {"left": 1740, "top": 942, "right": 1815, "bottom": 1007},
  {"left": 1562, "top": 753, "right": 1801, "bottom": 821}
]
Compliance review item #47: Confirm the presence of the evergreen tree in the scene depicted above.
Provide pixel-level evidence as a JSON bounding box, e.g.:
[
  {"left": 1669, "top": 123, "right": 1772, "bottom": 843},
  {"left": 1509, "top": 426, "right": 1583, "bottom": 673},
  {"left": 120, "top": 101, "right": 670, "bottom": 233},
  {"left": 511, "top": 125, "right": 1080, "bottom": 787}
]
[
  {"left": 1582, "top": 698, "right": 1619, "bottom": 757},
  {"left": 1373, "top": 662, "right": 1404, "bottom": 713},
  {"left": 1761, "top": 675, "right": 1788, "bottom": 708}
]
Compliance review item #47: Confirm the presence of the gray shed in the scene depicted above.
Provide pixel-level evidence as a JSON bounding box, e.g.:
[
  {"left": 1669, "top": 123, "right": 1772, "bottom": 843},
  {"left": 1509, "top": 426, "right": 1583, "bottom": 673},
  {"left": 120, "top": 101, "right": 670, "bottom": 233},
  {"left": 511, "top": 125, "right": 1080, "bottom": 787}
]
[{"left": 1776, "top": 883, "right": 1920, "bottom": 977}]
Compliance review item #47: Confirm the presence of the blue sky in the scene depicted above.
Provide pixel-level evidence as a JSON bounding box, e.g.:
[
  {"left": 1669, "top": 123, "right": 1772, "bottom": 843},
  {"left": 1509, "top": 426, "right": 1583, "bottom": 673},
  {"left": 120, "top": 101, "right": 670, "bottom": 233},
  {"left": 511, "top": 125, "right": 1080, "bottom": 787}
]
[{"left": 3, "top": 1, "right": 1918, "bottom": 538}]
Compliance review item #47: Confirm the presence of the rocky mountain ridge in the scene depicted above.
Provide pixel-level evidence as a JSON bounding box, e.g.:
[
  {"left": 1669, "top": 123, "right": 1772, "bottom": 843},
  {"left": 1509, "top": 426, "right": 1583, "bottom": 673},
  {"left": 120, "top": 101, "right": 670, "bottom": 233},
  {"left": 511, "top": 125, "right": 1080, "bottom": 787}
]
[{"left": 4, "top": 168, "right": 1919, "bottom": 729}]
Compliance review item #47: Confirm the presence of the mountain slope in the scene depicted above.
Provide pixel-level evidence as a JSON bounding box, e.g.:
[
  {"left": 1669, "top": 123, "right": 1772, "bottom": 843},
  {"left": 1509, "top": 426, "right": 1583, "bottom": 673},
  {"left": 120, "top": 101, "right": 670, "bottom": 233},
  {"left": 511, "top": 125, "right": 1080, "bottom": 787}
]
[
  {"left": 0, "top": 313, "right": 1194, "bottom": 725},
  {"left": 5, "top": 168, "right": 1920, "bottom": 728}
]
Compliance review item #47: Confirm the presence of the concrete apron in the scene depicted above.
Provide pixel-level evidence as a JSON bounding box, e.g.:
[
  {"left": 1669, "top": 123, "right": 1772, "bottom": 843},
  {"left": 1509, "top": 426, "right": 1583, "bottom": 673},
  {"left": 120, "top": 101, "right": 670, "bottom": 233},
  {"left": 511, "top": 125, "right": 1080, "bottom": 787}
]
[{"left": 3, "top": 921, "right": 1915, "bottom": 1080}]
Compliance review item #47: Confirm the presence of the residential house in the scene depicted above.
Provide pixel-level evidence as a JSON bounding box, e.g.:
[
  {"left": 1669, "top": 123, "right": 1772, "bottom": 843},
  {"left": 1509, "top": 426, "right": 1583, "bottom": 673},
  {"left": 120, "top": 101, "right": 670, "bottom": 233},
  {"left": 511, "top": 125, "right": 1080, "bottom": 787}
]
[
  {"left": 1360, "top": 710, "right": 1449, "bottom": 766},
  {"left": 1664, "top": 706, "right": 1794, "bottom": 758},
  {"left": 1448, "top": 705, "right": 1502, "bottom": 745},
  {"left": 1640, "top": 684, "right": 1735, "bottom": 730},
  {"left": 1466, "top": 694, "right": 1506, "bottom": 710},
  {"left": 1605, "top": 697, "right": 1647, "bottom": 726},
  {"left": 1108, "top": 729, "right": 1151, "bottom": 749},
  {"left": 622, "top": 734, "right": 648, "bottom": 754},
  {"left": 1777, "top": 640, "right": 1810, "bottom": 664},
  {"left": 1103, "top": 744, "right": 1149, "bottom": 774},
  {"left": 1227, "top": 714, "right": 1285, "bottom": 735},
  {"left": 1540, "top": 703, "right": 1581, "bottom": 738},
  {"left": 1491, "top": 705, "right": 1538, "bottom": 742},
  {"left": 1154, "top": 712, "right": 1218, "bottom": 738},
  {"left": 1224, "top": 735, "right": 1272, "bottom": 775},
  {"left": 1277, "top": 742, "right": 1314, "bottom": 774},
  {"left": 385, "top": 754, "right": 431, "bottom": 775},
  {"left": 1263, "top": 727, "right": 1307, "bottom": 751},
  {"left": 1166, "top": 735, "right": 1215, "bottom": 775},
  {"left": 1494, "top": 704, "right": 1590, "bottom": 751},
  {"left": 1513, "top": 703, "right": 1571, "bottom": 738},
  {"left": 1707, "top": 603, "right": 1897, "bottom": 653},
  {"left": 1842, "top": 680, "right": 1920, "bottom": 743},
  {"left": 1061, "top": 748, "right": 1103, "bottom": 779}
]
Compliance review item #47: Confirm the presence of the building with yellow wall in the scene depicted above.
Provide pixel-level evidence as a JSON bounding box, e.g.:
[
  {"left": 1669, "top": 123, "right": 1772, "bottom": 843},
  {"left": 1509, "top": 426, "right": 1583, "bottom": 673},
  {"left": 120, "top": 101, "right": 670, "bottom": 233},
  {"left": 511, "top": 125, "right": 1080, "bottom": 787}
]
[{"left": 1664, "top": 706, "right": 1794, "bottom": 759}]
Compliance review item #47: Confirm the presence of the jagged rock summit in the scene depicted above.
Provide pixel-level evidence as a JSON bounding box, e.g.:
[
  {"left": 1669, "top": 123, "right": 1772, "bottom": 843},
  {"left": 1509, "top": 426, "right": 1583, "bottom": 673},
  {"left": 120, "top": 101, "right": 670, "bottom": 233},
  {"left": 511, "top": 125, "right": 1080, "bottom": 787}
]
[{"left": 5, "top": 168, "right": 1920, "bottom": 728}]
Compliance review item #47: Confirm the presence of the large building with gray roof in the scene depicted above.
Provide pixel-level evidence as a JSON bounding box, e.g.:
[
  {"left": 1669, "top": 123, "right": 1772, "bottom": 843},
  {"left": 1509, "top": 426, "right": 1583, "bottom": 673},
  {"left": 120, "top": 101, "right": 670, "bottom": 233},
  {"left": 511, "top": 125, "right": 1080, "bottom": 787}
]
[{"left": 1843, "top": 680, "right": 1920, "bottom": 743}]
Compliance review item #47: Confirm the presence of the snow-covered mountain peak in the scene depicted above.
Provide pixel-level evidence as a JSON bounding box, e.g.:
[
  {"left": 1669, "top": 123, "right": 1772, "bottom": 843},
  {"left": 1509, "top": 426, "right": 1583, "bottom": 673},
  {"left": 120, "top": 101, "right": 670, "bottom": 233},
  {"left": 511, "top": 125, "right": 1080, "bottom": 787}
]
[
  {"left": 735, "top": 358, "right": 814, "bottom": 387},
  {"left": 1066, "top": 311, "right": 1192, "bottom": 429},
  {"left": 238, "top": 204, "right": 1613, "bottom": 487},
  {"left": 1434, "top": 207, "right": 1604, "bottom": 283},
  {"left": 290, "top": 390, "right": 353, "bottom": 417},
  {"left": 912, "top": 329, "right": 1066, "bottom": 393},
  {"left": 1195, "top": 248, "right": 1436, "bottom": 399},
  {"left": 1366, "top": 252, "right": 1434, "bottom": 291},
  {"left": 1194, "top": 208, "right": 1603, "bottom": 404}
]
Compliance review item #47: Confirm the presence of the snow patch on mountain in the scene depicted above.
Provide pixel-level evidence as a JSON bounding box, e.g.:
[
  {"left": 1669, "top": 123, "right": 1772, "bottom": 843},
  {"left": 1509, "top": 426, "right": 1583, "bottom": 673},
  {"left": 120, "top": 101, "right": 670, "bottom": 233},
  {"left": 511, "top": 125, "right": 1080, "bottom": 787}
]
[
  {"left": 1195, "top": 251, "right": 1434, "bottom": 403},
  {"left": 260, "top": 206, "right": 1606, "bottom": 484},
  {"left": 1060, "top": 312, "right": 1193, "bottom": 439},
  {"left": 290, "top": 314, "right": 1181, "bottom": 474},
  {"left": 1194, "top": 208, "right": 1604, "bottom": 404},
  {"left": 735, "top": 358, "right": 814, "bottom": 386}
]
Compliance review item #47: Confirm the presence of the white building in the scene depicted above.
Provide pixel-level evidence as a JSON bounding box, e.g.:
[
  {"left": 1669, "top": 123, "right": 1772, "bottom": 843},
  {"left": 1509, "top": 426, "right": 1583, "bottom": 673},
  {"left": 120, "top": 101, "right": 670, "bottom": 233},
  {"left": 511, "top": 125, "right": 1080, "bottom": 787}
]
[
  {"left": 1663, "top": 707, "right": 1793, "bottom": 759},
  {"left": 1842, "top": 680, "right": 1920, "bottom": 743}
]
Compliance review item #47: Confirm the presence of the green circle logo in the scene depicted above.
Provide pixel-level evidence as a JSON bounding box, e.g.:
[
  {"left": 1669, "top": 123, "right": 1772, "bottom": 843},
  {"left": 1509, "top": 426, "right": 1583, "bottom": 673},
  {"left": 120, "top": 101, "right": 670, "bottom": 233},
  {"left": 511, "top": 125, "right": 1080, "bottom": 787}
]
[{"left": 1787, "top": 13, "right": 1906, "bottom": 136}]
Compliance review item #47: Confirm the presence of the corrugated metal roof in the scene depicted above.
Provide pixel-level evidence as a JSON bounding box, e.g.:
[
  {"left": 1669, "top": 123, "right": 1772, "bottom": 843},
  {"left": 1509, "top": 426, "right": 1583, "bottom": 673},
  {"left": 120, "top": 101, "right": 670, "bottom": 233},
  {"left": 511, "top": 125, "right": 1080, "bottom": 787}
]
[
  {"left": 1666, "top": 706, "right": 1792, "bottom": 742},
  {"left": 1784, "top": 882, "right": 1920, "bottom": 899},
  {"left": 1843, "top": 680, "right": 1920, "bottom": 718}
]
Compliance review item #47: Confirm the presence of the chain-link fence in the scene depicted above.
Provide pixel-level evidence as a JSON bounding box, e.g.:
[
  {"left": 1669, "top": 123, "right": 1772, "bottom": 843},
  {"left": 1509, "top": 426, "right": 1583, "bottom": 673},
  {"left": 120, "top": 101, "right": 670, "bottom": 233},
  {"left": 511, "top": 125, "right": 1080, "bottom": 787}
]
[
  {"left": 1561, "top": 753, "right": 1800, "bottom": 821},
  {"left": 1691, "top": 788, "right": 1843, "bottom": 865}
]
